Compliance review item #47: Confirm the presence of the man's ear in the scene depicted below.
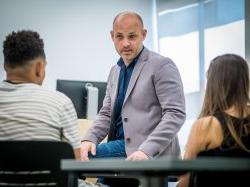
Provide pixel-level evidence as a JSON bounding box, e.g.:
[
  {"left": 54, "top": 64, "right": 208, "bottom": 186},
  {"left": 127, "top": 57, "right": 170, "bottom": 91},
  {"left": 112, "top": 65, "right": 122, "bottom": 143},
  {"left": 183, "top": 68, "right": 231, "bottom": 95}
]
[
  {"left": 35, "top": 60, "right": 43, "bottom": 77},
  {"left": 4, "top": 63, "right": 8, "bottom": 71},
  {"left": 142, "top": 29, "right": 147, "bottom": 41},
  {"left": 33, "top": 59, "right": 46, "bottom": 85},
  {"left": 110, "top": 30, "right": 114, "bottom": 41}
]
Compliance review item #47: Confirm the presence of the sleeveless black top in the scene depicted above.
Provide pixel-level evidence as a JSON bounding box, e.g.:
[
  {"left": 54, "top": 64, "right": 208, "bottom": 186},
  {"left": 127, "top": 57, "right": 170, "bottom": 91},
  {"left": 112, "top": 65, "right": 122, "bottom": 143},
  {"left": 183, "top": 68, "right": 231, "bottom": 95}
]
[{"left": 189, "top": 113, "right": 250, "bottom": 187}]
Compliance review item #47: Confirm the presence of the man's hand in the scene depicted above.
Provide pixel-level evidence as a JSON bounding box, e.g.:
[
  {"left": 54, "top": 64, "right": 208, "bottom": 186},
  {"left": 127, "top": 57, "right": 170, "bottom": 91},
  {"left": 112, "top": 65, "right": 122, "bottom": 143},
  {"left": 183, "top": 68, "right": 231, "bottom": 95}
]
[
  {"left": 81, "top": 141, "right": 96, "bottom": 161},
  {"left": 126, "top": 150, "right": 149, "bottom": 161}
]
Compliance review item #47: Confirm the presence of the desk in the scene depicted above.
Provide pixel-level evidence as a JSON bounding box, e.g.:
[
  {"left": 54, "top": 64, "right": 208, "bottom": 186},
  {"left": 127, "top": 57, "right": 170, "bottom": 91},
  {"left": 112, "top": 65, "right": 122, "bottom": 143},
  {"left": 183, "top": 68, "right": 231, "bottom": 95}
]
[
  {"left": 78, "top": 119, "right": 93, "bottom": 136},
  {"left": 78, "top": 119, "right": 107, "bottom": 143},
  {"left": 61, "top": 157, "right": 250, "bottom": 187}
]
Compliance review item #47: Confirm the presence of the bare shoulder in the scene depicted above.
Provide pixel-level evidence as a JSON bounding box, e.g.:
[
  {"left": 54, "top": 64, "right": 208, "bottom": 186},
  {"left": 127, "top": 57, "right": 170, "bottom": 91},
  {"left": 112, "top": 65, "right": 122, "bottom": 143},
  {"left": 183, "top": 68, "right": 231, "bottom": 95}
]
[
  {"left": 190, "top": 117, "right": 210, "bottom": 133},
  {"left": 195, "top": 116, "right": 221, "bottom": 129},
  {"left": 196, "top": 116, "right": 223, "bottom": 148},
  {"left": 192, "top": 116, "right": 223, "bottom": 146},
  {"left": 184, "top": 116, "right": 224, "bottom": 159}
]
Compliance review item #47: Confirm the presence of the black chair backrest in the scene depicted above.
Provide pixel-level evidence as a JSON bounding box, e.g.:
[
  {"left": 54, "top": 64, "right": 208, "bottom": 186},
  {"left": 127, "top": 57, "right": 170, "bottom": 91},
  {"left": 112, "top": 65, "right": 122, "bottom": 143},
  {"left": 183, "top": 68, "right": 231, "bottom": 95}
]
[
  {"left": 189, "top": 148, "right": 250, "bottom": 187},
  {"left": 0, "top": 140, "right": 77, "bottom": 187}
]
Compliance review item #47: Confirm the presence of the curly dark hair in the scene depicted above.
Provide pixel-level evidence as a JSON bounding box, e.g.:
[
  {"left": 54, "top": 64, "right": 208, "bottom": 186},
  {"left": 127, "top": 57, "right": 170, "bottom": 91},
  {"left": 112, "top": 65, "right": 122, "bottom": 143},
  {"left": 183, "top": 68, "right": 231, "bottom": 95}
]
[{"left": 3, "top": 30, "right": 46, "bottom": 67}]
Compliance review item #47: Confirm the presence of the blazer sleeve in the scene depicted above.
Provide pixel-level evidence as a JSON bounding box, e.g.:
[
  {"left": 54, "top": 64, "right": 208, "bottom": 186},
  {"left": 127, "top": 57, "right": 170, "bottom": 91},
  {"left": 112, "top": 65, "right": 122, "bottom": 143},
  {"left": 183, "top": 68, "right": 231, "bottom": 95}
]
[{"left": 138, "top": 58, "right": 186, "bottom": 157}]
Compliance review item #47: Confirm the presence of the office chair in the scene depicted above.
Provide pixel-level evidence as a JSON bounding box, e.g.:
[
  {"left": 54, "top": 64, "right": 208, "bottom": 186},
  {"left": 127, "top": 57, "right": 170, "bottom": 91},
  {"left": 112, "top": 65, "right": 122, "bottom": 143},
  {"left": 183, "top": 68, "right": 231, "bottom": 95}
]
[
  {"left": 0, "top": 140, "right": 78, "bottom": 187},
  {"left": 189, "top": 148, "right": 250, "bottom": 187}
]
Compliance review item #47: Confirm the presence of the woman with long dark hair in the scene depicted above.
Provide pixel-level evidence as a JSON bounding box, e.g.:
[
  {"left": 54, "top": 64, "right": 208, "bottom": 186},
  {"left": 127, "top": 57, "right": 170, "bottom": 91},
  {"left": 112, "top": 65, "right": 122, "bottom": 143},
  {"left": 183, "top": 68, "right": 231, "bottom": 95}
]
[{"left": 178, "top": 54, "right": 250, "bottom": 187}]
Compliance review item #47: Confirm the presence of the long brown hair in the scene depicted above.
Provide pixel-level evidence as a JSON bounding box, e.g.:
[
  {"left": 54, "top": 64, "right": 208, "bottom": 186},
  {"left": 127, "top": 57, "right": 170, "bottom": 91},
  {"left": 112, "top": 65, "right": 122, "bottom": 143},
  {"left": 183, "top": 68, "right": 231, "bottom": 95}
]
[{"left": 199, "top": 54, "right": 250, "bottom": 151}]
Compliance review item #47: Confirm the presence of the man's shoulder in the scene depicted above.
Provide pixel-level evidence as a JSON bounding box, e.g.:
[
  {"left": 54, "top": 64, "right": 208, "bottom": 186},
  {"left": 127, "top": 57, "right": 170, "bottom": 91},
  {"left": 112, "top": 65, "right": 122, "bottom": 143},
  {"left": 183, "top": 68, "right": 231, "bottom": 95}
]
[
  {"left": 44, "top": 89, "right": 71, "bottom": 100},
  {"left": 143, "top": 48, "right": 174, "bottom": 66},
  {"left": 34, "top": 86, "right": 72, "bottom": 104}
]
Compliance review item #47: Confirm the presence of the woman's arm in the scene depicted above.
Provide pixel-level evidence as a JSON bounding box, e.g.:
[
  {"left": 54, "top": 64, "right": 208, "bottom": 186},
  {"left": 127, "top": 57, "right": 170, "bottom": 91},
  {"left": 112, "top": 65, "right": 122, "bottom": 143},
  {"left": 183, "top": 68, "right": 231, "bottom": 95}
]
[{"left": 178, "top": 117, "right": 218, "bottom": 187}]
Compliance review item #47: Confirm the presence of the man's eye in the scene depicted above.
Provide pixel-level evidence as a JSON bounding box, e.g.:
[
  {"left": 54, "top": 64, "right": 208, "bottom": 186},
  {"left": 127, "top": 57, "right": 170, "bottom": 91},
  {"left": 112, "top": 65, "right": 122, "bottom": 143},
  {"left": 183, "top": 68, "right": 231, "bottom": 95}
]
[
  {"left": 129, "top": 35, "right": 136, "bottom": 39},
  {"left": 116, "top": 35, "right": 123, "bottom": 39}
]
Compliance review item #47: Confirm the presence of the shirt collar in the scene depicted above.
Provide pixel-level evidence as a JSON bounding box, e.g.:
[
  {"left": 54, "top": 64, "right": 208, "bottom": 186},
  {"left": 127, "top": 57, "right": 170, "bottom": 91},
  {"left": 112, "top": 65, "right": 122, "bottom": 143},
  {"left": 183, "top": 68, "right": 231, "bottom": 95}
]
[
  {"left": 4, "top": 80, "right": 26, "bottom": 84},
  {"left": 117, "top": 46, "right": 144, "bottom": 68}
]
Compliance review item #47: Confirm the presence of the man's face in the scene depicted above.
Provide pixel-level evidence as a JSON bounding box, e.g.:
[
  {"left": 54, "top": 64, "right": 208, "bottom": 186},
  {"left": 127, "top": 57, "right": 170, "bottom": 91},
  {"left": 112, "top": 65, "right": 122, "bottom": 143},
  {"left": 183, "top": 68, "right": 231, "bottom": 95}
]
[{"left": 111, "top": 15, "right": 147, "bottom": 65}]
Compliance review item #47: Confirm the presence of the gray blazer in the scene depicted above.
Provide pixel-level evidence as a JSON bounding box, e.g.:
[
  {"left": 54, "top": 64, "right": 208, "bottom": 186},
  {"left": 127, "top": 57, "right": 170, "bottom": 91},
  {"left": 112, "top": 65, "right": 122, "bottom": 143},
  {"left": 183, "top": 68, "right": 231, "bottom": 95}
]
[{"left": 83, "top": 47, "right": 186, "bottom": 158}]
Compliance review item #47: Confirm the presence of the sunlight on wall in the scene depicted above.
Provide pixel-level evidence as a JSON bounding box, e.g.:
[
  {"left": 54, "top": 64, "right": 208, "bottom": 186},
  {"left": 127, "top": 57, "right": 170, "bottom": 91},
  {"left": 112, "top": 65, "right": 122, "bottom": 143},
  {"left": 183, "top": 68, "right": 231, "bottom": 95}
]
[
  {"left": 204, "top": 20, "right": 245, "bottom": 71},
  {"left": 159, "top": 31, "right": 200, "bottom": 94}
]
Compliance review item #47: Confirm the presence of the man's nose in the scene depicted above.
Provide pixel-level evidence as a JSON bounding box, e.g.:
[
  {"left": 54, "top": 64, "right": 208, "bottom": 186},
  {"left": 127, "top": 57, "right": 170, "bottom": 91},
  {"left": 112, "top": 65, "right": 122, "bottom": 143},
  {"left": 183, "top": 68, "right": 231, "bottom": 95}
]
[{"left": 122, "top": 38, "right": 130, "bottom": 47}]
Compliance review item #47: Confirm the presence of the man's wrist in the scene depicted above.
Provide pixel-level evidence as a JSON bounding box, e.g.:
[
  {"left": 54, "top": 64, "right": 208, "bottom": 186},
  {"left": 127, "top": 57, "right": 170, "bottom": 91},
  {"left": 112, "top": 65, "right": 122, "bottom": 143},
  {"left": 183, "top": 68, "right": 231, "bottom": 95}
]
[{"left": 138, "top": 149, "right": 153, "bottom": 159}]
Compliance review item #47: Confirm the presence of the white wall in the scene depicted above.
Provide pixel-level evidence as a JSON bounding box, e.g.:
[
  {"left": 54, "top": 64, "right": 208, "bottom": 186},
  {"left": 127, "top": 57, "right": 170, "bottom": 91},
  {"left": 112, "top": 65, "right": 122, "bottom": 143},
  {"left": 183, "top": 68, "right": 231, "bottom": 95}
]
[{"left": 0, "top": 0, "right": 153, "bottom": 90}]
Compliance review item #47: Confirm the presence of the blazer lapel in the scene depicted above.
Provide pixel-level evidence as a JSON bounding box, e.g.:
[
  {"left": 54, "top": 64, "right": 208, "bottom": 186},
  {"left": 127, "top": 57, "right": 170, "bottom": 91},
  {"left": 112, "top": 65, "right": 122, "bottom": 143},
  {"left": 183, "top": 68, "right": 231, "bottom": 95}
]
[
  {"left": 110, "top": 65, "right": 120, "bottom": 118},
  {"left": 123, "top": 48, "right": 149, "bottom": 105}
]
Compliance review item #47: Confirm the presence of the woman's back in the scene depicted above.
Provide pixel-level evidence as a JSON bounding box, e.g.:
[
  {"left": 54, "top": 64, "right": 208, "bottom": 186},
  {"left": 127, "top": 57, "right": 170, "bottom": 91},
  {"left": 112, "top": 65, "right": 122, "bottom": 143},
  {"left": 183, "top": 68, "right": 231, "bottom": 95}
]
[
  {"left": 178, "top": 54, "right": 250, "bottom": 187},
  {"left": 188, "top": 112, "right": 250, "bottom": 187}
]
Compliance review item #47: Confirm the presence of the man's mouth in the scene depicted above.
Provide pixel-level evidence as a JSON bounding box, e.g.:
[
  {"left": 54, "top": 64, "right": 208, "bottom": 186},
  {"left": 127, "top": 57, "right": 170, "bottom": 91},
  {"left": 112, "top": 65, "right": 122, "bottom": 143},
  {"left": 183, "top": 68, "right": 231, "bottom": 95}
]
[{"left": 122, "top": 50, "right": 132, "bottom": 54}]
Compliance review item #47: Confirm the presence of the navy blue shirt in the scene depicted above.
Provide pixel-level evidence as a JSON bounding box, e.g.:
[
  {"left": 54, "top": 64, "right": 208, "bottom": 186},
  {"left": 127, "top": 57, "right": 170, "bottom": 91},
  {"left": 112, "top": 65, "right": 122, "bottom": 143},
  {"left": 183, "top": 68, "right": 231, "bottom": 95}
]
[{"left": 113, "top": 48, "right": 144, "bottom": 139}]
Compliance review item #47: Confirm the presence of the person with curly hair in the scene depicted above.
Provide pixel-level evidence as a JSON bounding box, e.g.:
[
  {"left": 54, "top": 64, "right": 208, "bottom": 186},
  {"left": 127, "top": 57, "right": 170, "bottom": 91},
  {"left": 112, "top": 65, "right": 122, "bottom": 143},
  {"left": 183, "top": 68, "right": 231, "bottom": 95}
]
[{"left": 0, "top": 30, "right": 81, "bottom": 159}]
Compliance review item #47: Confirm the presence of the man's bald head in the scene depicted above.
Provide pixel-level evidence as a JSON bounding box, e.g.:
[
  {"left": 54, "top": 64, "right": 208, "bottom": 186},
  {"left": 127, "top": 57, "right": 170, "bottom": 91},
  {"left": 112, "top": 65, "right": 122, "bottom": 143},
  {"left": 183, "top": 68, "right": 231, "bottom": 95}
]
[
  {"left": 110, "top": 11, "right": 147, "bottom": 66},
  {"left": 113, "top": 11, "right": 144, "bottom": 29}
]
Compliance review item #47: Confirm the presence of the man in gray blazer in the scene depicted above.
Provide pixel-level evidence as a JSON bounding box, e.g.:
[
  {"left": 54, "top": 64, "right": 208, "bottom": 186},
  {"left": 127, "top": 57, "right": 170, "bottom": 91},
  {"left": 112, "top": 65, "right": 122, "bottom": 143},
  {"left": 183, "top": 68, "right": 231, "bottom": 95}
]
[{"left": 81, "top": 11, "right": 186, "bottom": 161}]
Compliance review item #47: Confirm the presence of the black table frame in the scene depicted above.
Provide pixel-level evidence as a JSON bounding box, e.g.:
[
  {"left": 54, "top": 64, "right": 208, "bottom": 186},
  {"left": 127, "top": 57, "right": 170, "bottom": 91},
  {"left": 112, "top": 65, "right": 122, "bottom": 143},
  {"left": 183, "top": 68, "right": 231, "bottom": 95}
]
[{"left": 61, "top": 157, "right": 250, "bottom": 187}]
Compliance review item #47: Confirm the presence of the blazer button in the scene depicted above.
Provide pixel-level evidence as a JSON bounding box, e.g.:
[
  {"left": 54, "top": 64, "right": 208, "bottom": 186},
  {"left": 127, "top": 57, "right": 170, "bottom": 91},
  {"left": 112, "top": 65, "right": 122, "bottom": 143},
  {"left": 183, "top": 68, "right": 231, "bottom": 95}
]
[
  {"left": 126, "top": 137, "right": 131, "bottom": 143},
  {"left": 124, "top": 118, "right": 128, "bottom": 122}
]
